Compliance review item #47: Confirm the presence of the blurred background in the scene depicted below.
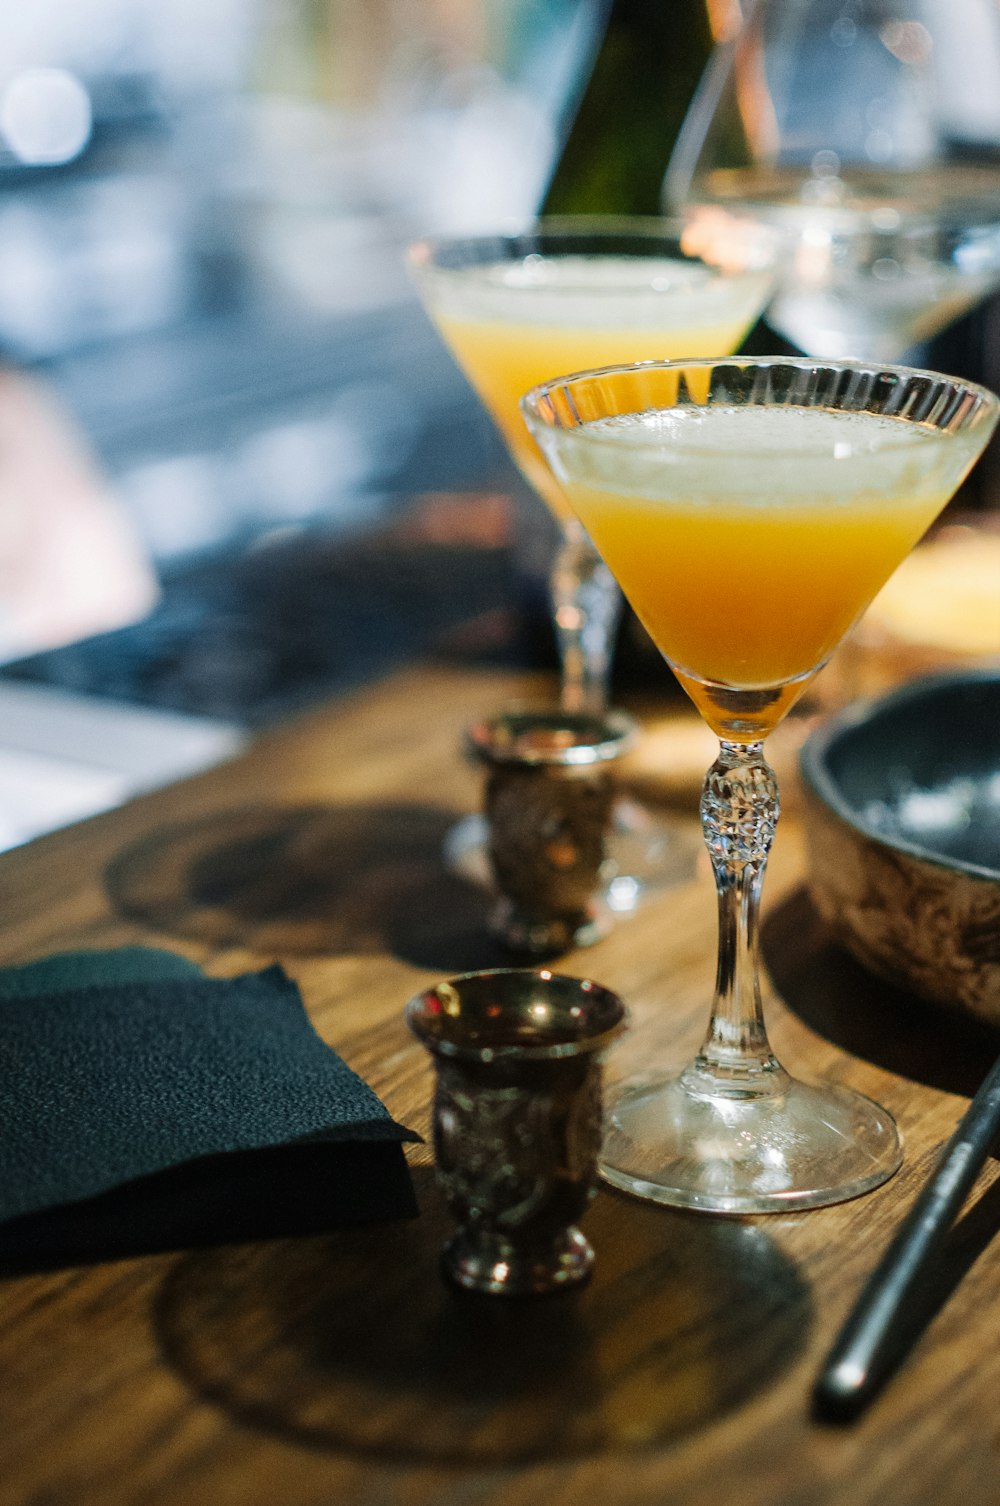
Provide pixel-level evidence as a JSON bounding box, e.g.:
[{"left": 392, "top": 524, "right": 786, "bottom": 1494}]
[
  {"left": 0, "top": 0, "right": 594, "bottom": 606},
  {"left": 0, "top": 0, "right": 995, "bottom": 849},
  {"left": 0, "top": 0, "right": 606, "bottom": 846}
]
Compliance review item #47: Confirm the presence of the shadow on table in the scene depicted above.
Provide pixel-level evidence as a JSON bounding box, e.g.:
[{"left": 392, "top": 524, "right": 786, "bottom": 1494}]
[
  {"left": 104, "top": 803, "right": 511, "bottom": 972},
  {"left": 155, "top": 1165, "right": 811, "bottom": 1466},
  {"left": 762, "top": 886, "right": 999, "bottom": 1098}
]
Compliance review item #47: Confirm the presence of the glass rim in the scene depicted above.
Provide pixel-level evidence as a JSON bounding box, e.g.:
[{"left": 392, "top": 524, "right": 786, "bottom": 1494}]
[
  {"left": 404, "top": 967, "right": 628, "bottom": 1061},
  {"left": 520, "top": 355, "right": 1000, "bottom": 457},
  {"left": 406, "top": 214, "right": 777, "bottom": 277}
]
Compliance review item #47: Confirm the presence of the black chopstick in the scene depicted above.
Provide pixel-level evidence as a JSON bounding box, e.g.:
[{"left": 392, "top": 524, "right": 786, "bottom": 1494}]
[{"left": 814, "top": 1050, "right": 1000, "bottom": 1421}]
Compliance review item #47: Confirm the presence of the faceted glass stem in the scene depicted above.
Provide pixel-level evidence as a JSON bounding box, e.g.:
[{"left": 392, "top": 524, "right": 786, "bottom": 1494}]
[
  {"left": 550, "top": 519, "right": 623, "bottom": 716},
  {"left": 685, "top": 740, "right": 789, "bottom": 1098},
  {"left": 599, "top": 730, "right": 902, "bottom": 1211}
]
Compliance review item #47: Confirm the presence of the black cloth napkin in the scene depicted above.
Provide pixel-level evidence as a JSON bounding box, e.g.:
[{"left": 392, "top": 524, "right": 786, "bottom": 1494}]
[{"left": 0, "top": 949, "right": 419, "bottom": 1270}]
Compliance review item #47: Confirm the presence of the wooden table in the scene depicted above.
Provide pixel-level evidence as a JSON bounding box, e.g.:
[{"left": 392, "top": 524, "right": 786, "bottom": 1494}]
[{"left": 2, "top": 662, "right": 999, "bottom": 1506}]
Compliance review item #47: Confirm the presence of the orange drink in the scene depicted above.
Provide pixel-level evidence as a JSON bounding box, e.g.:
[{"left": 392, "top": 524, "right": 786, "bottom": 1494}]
[
  {"left": 424, "top": 255, "right": 771, "bottom": 518},
  {"left": 552, "top": 404, "right": 983, "bottom": 734}
]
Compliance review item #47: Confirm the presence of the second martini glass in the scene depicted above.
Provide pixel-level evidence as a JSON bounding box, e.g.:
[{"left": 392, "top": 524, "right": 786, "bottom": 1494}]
[
  {"left": 408, "top": 219, "right": 774, "bottom": 907},
  {"left": 523, "top": 356, "right": 998, "bottom": 1212}
]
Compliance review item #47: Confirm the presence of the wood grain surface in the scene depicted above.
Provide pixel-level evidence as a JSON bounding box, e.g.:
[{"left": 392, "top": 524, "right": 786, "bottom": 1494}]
[{"left": 2, "top": 663, "right": 999, "bottom": 1506}]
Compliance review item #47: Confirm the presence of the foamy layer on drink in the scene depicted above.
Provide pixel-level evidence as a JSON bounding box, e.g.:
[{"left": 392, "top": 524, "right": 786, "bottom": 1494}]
[
  {"left": 427, "top": 256, "right": 768, "bottom": 330},
  {"left": 553, "top": 405, "right": 976, "bottom": 506}
]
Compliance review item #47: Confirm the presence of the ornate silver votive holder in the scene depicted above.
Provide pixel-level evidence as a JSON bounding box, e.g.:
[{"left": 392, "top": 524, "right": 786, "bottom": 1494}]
[
  {"left": 466, "top": 708, "right": 636, "bottom": 956},
  {"left": 405, "top": 967, "right": 628, "bottom": 1296}
]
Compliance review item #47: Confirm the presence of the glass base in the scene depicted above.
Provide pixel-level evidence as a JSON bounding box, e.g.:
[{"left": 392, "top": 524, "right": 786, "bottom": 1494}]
[
  {"left": 443, "top": 1226, "right": 594, "bottom": 1295},
  {"left": 489, "top": 896, "right": 607, "bottom": 958},
  {"left": 600, "top": 1071, "right": 902, "bottom": 1214},
  {"left": 444, "top": 799, "right": 698, "bottom": 917}
]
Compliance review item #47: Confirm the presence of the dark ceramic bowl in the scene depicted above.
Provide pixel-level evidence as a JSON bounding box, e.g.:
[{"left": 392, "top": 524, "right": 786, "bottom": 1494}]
[{"left": 799, "top": 669, "right": 1000, "bottom": 1026}]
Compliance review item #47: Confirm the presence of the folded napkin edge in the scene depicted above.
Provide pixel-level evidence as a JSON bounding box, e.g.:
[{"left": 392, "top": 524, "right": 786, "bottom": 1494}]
[
  {"left": 0, "top": 1127, "right": 422, "bottom": 1234},
  {"left": 0, "top": 1137, "right": 419, "bottom": 1272}
]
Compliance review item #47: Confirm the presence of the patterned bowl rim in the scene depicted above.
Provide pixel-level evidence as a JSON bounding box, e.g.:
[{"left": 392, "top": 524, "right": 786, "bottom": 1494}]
[{"left": 799, "top": 667, "right": 1000, "bottom": 884}]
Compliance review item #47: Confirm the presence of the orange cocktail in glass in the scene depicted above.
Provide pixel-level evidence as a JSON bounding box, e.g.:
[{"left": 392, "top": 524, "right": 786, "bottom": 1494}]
[
  {"left": 409, "top": 222, "right": 773, "bottom": 907},
  {"left": 524, "top": 356, "right": 998, "bottom": 1212}
]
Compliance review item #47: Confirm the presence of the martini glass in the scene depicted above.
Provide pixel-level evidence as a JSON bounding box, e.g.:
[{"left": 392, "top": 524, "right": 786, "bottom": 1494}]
[
  {"left": 665, "top": 0, "right": 1000, "bottom": 362},
  {"left": 523, "top": 355, "right": 998, "bottom": 1212},
  {"left": 408, "top": 219, "right": 774, "bottom": 908}
]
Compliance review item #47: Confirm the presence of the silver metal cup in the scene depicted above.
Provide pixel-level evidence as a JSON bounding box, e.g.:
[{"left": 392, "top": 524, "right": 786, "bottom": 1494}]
[
  {"left": 406, "top": 967, "right": 627, "bottom": 1296},
  {"left": 466, "top": 708, "right": 636, "bottom": 956}
]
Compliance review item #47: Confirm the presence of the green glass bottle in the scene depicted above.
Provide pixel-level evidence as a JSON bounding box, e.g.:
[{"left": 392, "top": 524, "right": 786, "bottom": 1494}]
[{"left": 539, "top": 0, "right": 716, "bottom": 216}]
